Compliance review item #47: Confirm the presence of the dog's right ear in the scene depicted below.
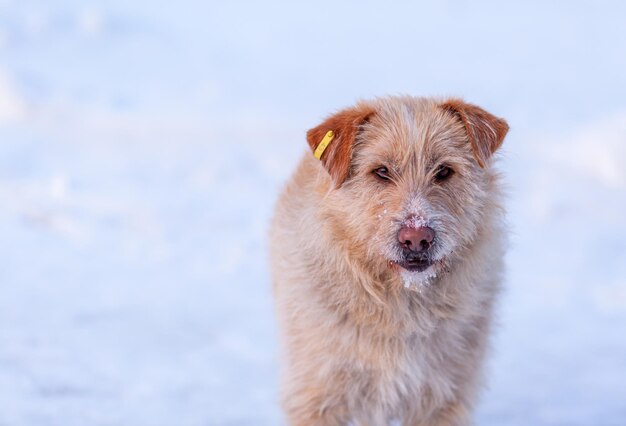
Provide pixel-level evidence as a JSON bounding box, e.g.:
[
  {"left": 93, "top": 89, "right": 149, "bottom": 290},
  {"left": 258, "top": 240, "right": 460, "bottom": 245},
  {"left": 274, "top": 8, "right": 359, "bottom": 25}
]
[{"left": 307, "top": 104, "right": 375, "bottom": 187}]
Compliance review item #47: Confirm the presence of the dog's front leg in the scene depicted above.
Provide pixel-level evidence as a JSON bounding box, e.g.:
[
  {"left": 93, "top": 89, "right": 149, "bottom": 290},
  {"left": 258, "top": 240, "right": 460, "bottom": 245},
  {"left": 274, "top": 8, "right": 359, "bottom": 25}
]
[
  {"left": 404, "top": 399, "right": 471, "bottom": 426},
  {"left": 282, "top": 387, "right": 351, "bottom": 426}
]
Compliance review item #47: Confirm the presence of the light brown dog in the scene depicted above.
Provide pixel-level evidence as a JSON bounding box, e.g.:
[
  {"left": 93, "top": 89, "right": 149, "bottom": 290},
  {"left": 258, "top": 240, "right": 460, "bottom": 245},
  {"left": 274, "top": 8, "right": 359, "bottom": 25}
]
[{"left": 270, "top": 96, "right": 508, "bottom": 425}]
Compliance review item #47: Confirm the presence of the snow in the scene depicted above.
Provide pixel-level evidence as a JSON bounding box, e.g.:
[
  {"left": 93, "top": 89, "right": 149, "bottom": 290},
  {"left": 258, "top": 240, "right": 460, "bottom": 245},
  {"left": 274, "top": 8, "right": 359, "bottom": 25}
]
[
  {"left": 0, "top": 69, "right": 25, "bottom": 122},
  {"left": 1, "top": 1, "right": 625, "bottom": 425},
  {"left": 400, "top": 267, "right": 439, "bottom": 291}
]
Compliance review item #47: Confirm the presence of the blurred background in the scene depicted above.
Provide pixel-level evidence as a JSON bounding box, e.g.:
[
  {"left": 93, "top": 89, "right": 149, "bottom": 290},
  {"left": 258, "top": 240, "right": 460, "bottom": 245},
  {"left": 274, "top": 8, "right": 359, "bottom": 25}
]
[{"left": 1, "top": 1, "right": 625, "bottom": 425}]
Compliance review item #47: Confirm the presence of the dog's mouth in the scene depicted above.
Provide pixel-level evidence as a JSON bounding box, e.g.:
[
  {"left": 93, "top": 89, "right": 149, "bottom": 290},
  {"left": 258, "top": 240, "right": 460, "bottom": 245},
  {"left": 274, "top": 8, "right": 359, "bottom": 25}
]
[
  {"left": 391, "top": 252, "right": 435, "bottom": 272},
  {"left": 393, "top": 258, "right": 433, "bottom": 272}
]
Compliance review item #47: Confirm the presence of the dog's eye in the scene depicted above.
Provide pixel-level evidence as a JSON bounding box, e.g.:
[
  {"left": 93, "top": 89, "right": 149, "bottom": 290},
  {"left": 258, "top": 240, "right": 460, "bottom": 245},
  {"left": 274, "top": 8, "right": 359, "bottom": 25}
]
[
  {"left": 434, "top": 165, "right": 454, "bottom": 182},
  {"left": 372, "top": 166, "right": 391, "bottom": 181}
]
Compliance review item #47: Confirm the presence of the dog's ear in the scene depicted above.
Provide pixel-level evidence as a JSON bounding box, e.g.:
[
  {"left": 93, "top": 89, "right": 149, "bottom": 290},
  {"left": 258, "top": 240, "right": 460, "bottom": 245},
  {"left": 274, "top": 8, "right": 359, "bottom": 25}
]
[
  {"left": 307, "top": 104, "right": 375, "bottom": 187},
  {"left": 441, "top": 99, "right": 509, "bottom": 168}
]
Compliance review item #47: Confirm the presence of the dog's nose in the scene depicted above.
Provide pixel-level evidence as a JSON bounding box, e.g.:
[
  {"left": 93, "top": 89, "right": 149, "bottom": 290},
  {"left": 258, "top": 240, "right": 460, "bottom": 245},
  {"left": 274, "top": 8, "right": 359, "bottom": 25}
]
[{"left": 397, "top": 226, "right": 435, "bottom": 252}]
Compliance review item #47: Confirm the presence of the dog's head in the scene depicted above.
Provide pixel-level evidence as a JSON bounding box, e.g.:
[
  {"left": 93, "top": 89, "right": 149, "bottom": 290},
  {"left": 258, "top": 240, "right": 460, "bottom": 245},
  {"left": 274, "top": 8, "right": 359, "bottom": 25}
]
[{"left": 307, "top": 96, "right": 508, "bottom": 287}]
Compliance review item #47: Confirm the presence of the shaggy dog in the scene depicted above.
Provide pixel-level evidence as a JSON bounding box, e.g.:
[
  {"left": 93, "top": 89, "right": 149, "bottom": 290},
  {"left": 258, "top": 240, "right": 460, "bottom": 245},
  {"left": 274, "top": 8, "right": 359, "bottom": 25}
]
[{"left": 270, "top": 96, "right": 508, "bottom": 425}]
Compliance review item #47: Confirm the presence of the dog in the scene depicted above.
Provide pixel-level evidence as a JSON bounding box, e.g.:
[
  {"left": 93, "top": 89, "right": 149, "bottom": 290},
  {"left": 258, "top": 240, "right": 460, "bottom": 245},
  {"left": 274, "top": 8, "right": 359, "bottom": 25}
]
[{"left": 270, "top": 96, "right": 508, "bottom": 425}]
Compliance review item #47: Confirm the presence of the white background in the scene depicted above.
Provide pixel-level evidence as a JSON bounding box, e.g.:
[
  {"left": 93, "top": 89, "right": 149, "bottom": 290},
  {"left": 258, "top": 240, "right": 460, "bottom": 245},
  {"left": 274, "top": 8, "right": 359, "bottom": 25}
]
[{"left": 1, "top": 1, "right": 625, "bottom": 424}]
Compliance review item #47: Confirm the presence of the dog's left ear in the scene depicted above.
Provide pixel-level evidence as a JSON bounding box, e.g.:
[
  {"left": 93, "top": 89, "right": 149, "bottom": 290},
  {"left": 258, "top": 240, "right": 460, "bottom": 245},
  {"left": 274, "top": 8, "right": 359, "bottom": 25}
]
[
  {"left": 441, "top": 99, "right": 509, "bottom": 168},
  {"left": 307, "top": 103, "right": 375, "bottom": 187}
]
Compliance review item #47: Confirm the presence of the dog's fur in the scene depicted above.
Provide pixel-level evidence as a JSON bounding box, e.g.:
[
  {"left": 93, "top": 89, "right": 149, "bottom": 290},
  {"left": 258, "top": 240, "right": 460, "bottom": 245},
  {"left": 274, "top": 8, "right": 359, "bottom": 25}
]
[{"left": 270, "top": 96, "right": 508, "bottom": 425}]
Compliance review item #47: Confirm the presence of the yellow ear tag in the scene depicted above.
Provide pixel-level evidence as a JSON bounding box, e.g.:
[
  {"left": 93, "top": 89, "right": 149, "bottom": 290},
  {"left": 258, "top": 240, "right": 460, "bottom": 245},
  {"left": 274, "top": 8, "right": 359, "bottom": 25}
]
[{"left": 313, "top": 130, "right": 335, "bottom": 160}]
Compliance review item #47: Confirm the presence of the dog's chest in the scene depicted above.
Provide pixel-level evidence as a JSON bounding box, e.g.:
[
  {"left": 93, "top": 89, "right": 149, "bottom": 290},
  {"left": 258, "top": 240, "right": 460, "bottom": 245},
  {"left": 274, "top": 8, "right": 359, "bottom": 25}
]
[{"left": 357, "top": 317, "right": 461, "bottom": 415}]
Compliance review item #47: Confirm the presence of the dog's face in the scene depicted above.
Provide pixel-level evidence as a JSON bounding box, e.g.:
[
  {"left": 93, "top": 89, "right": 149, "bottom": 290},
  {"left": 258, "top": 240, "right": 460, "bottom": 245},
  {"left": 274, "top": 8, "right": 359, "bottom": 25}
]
[{"left": 307, "top": 97, "right": 508, "bottom": 287}]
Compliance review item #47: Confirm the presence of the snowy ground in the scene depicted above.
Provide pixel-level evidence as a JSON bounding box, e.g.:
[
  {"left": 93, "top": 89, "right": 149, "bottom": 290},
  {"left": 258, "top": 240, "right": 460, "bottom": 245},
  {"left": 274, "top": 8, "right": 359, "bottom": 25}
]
[{"left": 1, "top": 1, "right": 625, "bottom": 425}]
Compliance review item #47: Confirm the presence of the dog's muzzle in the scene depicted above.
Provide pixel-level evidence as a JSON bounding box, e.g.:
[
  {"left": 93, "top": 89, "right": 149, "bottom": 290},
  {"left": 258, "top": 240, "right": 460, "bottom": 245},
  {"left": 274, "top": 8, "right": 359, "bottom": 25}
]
[{"left": 395, "top": 224, "right": 436, "bottom": 272}]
